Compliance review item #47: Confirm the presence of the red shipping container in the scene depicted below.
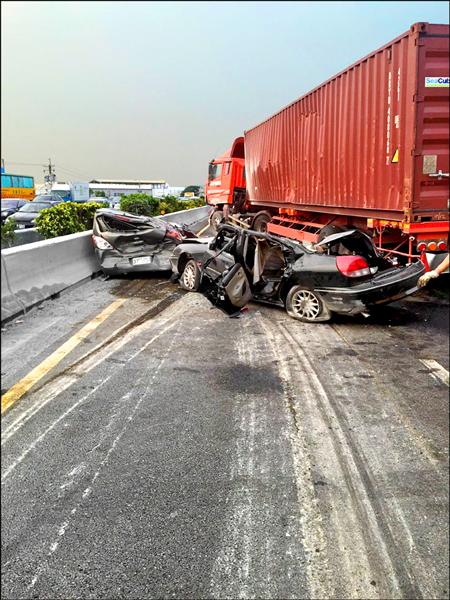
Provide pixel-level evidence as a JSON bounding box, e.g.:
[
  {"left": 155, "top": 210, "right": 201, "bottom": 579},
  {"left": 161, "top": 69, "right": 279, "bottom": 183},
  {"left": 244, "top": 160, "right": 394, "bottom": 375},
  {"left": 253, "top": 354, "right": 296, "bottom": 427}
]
[{"left": 245, "top": 22, "right": 449, "bottom": 224}]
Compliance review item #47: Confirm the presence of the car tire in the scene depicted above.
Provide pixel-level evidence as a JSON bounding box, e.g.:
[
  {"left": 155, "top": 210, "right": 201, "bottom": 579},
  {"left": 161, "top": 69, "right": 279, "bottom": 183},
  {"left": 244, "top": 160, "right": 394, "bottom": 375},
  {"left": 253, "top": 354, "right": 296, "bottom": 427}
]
[
  {"left": 285, "top": 286, "right": 331, "bottom": 323},
  {"left": 318, "top": 224, "right": 346, "bottom": 242},
  {"left": 180, "top": 259, "right": 201, "bottom": 291},
  {"left": 210, "top": 210, "right": 224, "bottom": 232},
  {"left": 251, "top": 211, "right": 271, "bottom": 232}
]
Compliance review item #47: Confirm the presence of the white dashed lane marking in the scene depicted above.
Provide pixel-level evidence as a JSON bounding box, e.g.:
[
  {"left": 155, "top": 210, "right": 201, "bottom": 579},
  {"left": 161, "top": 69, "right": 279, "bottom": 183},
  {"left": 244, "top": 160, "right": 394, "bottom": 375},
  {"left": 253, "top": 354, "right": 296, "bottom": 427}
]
[{"left": 420, "top": 359, "right": 449, "bottom": 387}]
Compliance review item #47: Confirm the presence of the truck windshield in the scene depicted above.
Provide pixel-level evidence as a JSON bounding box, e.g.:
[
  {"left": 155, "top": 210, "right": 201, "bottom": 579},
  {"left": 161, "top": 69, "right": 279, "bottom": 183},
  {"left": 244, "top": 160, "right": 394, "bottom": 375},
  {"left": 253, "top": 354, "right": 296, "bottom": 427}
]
[{"left": 208, "top": 163, "right": 222, "bottom": 180}]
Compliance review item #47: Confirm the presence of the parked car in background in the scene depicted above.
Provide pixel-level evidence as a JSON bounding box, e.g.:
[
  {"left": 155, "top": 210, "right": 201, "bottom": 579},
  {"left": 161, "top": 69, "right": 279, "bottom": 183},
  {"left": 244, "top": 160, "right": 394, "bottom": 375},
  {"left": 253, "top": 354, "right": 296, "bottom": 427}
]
[
  {"left": 170, "top": 224, "right": 425, "bottom": 321},
  {"left": 1, "top": 198, "right": 27, "bottom": 223},
  {"left": 32, "top": 193, "right": 64, "bottom": 203},
  {"left": 6, "top": 200, "right": 60, "bottom": 229},
  {"left": 92, "top": 208, "right": 197, "bottom": 275}
]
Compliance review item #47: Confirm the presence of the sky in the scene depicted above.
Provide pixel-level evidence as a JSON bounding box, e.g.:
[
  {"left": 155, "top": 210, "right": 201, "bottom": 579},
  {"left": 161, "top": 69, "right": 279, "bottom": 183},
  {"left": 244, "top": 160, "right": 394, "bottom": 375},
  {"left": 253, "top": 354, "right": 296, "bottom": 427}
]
[{"left": 1, "top": 1, "right": 449, "bottom": 186}]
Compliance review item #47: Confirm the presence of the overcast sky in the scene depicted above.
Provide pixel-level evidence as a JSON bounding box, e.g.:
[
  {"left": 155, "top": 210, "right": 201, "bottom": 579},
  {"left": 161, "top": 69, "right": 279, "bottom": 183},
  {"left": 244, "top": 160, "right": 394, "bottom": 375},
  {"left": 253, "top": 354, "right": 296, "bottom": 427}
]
[{"left": 1, "top": 1, "right": 448, "bottom": 186}]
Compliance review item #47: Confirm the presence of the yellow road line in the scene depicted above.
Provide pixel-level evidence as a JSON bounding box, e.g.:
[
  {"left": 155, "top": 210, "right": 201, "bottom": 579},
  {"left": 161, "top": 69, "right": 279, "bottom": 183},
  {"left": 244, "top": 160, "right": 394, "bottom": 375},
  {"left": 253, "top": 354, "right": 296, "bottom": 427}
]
[
  {"left": 1, "top": 299, "right": 125, "bottom": 415},
  {"left": 196, "top": 222, "right": 211, "bottom": 237}
]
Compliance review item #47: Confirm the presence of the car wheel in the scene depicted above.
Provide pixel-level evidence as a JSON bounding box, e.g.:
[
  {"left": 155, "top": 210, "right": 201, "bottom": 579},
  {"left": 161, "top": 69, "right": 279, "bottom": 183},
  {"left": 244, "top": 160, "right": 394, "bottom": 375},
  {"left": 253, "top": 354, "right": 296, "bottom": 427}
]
[
  {"left": 251, "top": 211, "right": 271, "bottom": 232},
  {"left": 210, "top": 210, "right": 224, "bottom": 232},
  {"left": 285, "top": 286, "right": 331, "bottom": 322},
  {"left": 180, "top": 259, "right": 201, "bottom": 291}
]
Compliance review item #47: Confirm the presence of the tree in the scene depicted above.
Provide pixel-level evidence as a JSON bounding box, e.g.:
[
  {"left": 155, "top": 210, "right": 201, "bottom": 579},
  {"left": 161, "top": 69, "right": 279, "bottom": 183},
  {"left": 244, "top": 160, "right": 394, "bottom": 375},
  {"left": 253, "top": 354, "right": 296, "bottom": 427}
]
[{"left": 119, "top": 193, "right": 160, "bottom": 216}]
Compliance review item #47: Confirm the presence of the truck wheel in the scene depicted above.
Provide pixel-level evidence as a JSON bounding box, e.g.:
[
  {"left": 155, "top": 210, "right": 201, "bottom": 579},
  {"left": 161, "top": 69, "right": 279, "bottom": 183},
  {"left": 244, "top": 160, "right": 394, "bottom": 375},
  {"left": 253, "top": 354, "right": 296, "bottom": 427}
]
[
  {"left": 285, "top": 286, "right": 331, "bottom": 323},
  {"left": 180, "top": 259, "right": 201, "bottom": 291},
  {"left": 251, "top": 211, "right": 271, "bottom": 232},
  {"left": 318, "top": 224, "right": 346, "bottom": 242},
  {"left": 210, "top": 210, "right": 224, "bottom": 232}
]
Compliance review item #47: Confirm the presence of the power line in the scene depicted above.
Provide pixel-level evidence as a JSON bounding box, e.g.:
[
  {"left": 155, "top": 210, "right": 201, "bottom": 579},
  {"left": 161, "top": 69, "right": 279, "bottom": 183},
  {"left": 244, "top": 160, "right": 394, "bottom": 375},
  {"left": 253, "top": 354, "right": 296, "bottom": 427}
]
[
  {"left": 5, "top": 161, "right": 47, "bottom": 167},
  {"left": 4, "top": 161, "right": 89, "bottom": 180},
  {"left": 57, "top": 165, "right": 90, "bottom": 180}
]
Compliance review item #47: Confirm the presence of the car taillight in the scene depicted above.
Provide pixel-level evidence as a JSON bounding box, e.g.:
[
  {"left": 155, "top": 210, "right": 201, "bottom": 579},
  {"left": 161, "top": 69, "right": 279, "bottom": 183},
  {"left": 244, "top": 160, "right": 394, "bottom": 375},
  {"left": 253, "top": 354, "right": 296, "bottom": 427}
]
[
  {"left": 417, "top": 241, "right": 427, "bottom": 252},
  {"left": 336, "top": 255, "right": 371, "bottom": 278},
  {"left": 437, "top": 241, "right": 447, "bottom": 251},
  {"left": 166, "top": 228, "right": 182, "bottom": 241},
  {"left": 92, "top": 234, "right": 113, "bottom": 250},
  {"left": 427, "top": 241, "right": 437, "bottom": 251}
]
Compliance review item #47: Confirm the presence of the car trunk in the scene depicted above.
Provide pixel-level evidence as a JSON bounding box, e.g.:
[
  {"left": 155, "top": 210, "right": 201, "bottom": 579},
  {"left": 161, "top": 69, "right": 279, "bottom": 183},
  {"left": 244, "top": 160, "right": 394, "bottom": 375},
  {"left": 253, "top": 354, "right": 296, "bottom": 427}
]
[
  {"left": 94, "top": 211, "right": 171, "bottom": 256},
  {"left": 316, "top": 229, "right": 393, "bottom": 272}
]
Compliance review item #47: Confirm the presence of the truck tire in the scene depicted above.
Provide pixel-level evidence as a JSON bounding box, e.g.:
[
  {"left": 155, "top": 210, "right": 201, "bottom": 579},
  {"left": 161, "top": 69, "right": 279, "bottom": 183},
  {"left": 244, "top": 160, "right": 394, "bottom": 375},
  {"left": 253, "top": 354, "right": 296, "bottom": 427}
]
[
  {"left": 285, "top": 286, "right": 331, "bottom": 323},
  {"left": 180, "top": 259, "right": 201, "bottom": 291},
  {"left": 251, "top": 211, "right": 271, "bottom": 232},
  {"left": 318, "top": 224, "right": 346, "bottom": 242},
  {"left": 210, "top": 210, "right": 224, "bottom": 232}
]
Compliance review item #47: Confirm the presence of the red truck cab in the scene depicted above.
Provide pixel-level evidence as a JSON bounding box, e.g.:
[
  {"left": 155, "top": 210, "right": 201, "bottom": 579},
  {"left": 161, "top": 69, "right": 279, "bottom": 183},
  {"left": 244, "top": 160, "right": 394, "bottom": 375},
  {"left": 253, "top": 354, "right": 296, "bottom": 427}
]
[{"left": 206, "top": 137, "right": 246, "bottom": 228}]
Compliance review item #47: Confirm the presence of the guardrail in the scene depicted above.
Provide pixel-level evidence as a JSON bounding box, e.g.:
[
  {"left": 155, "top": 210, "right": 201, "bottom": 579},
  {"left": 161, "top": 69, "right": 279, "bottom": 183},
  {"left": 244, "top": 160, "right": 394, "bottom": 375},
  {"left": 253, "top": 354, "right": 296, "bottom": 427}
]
[{"left": 1, "top": 206, "right": 210, "bottom": 322}]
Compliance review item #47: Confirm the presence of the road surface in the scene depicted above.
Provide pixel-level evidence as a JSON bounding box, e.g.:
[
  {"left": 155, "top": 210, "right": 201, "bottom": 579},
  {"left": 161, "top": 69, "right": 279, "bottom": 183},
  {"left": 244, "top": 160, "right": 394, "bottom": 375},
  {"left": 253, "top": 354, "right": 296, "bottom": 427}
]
[{"left": 1, "top": 267, "right": 448, "bottom": 599}]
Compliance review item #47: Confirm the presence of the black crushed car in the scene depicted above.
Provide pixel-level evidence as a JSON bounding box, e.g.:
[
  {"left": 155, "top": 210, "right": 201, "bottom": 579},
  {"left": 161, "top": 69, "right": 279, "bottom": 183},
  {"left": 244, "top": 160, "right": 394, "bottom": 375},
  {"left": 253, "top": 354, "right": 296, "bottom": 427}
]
[
  {"left": 92, "top": 208, "right": 197, "bottom": 275},
  {"left": 170, "top": 224, "right": 425, "bottom": 321}
]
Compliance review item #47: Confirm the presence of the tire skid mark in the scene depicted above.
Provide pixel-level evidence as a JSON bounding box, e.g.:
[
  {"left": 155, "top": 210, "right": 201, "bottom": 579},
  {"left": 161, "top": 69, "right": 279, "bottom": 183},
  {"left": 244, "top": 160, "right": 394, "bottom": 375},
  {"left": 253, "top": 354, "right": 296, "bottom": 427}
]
[
  {"left": 330, "top": 323, "right": 447, "bottom": 470},
  {"left": 209, "top": 323, "right": 258, "bottom": 599},
  {"left": 272, "top": 318, "right": 425, "bottom": 600},
  {"left": 317, "top": 322, "right": 447, "bottom": 598},
  {"left": 26, "top": 308, "right": 182, "bottom": 592},
  {"left": 258, "top": 316, "right": 336, "bottom": 600},
  {"left": 210, "top": 315, "right": 307, "bottom": 599},
  {"left": 1, "top": 293, "right": 185, "bottom": 447},
  {"left": 1, "top": 296, "right": 190, "bottom": 481}
]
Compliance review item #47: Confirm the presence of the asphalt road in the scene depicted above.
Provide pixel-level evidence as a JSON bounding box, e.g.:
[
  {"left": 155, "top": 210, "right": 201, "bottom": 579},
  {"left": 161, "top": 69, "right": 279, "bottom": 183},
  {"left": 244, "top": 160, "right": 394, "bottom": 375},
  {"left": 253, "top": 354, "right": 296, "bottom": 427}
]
[{"left": 1, "top": 265, "right": 448, "bottom": 599}]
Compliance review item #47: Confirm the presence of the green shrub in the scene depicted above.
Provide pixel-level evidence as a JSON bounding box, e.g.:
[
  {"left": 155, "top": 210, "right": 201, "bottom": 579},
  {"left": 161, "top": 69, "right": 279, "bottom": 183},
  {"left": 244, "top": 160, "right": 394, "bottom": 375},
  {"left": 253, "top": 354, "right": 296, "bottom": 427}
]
[
  {"left": 158, "top": 195, "right": 205, "bottom": 214},
  {"left": 93, "top": 191, "right": 106, "bottom": 197},
  {"left": 35, "top": 201, "right": 107, "bottom": 238},
  {"left": 158, "top": 195, "right": 183, "bottom": 214},
  {"left": 120, "top": 193, "right": 159, "bottom": 216},
  {"left": 182, "top": 198, "right": 206, "bottom": 209},
  {"left": 1, "top": 220, "right": 16, "bottom": 246}
]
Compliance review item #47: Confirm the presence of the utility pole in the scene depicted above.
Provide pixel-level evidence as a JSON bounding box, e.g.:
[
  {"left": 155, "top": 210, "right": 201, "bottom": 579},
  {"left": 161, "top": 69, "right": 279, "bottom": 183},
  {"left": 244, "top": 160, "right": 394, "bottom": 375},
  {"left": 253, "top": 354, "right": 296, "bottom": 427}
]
[{"left": 43, "top": 158, "right": 56, "bottom": 191}]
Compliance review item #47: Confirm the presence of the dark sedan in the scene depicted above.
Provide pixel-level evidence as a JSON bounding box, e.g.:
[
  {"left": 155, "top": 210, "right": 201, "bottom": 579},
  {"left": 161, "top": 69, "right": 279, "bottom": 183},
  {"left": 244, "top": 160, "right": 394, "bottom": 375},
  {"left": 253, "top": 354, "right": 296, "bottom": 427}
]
[
  {"left": 1, "top": 198, "right": 27, "bottom": 223},
  {"left": 31, "top": 194, "right": 64, "bottom": 203},
  {"left": 170, "top": 224, "right": 425, "bottom": 321},
  {"left": 5, "top": 201, "right": 59, "bottom": 229}
]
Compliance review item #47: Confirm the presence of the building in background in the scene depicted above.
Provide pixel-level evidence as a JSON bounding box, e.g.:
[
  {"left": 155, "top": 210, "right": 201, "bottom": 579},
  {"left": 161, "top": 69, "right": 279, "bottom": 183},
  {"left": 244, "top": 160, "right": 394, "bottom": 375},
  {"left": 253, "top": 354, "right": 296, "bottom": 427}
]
[
  {"left": 50, "top": 179, "right": 188, "bottom": 201},
  {"left": 152, "top": 186, "right": 185, "bottom": 198},
  {"left": 89, "top": 179, "right": 166, "bottom": 197}
]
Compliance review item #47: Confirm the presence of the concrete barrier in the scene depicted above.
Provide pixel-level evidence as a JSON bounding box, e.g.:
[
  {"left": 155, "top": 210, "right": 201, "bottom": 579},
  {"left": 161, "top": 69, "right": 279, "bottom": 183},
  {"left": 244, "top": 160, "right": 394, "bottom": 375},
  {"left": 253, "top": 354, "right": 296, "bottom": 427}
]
[
  {"left": 1, "top": 206, "right": 210, "bottom": 322},
  {"left": 159, "top": 205, "right": 211, "bottom": 227},
  {"left": 1, "top": 231, "right": 99, "bottom": 322}
]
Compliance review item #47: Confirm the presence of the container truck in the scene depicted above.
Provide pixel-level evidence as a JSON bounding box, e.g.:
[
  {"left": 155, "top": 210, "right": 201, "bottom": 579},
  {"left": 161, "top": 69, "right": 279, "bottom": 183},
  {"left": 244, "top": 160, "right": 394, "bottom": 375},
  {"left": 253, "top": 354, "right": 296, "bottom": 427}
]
[{"left": 205, "top": 22, "right": 449, "bottom": 265}]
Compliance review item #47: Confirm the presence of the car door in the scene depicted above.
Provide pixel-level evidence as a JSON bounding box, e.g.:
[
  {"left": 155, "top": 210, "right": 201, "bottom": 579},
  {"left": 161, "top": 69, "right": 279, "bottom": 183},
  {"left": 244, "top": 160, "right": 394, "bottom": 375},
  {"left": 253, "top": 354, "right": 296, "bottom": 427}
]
[{"left": 203, "top": 228, "right": 237, "bottom": 278}]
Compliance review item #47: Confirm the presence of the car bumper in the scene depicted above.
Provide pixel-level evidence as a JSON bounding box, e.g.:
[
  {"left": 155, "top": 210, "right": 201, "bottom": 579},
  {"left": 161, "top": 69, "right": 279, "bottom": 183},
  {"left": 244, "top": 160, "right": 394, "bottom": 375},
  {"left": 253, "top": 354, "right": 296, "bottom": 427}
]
[
  {"left": 96, "top": 250, "right": 172, "bottom": 274},
  {"left": 12, "top": 222, "right": 34, "bottom": 229},
  {"left": 315, "top": 261, "right": 425, "bottom": 315}
]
